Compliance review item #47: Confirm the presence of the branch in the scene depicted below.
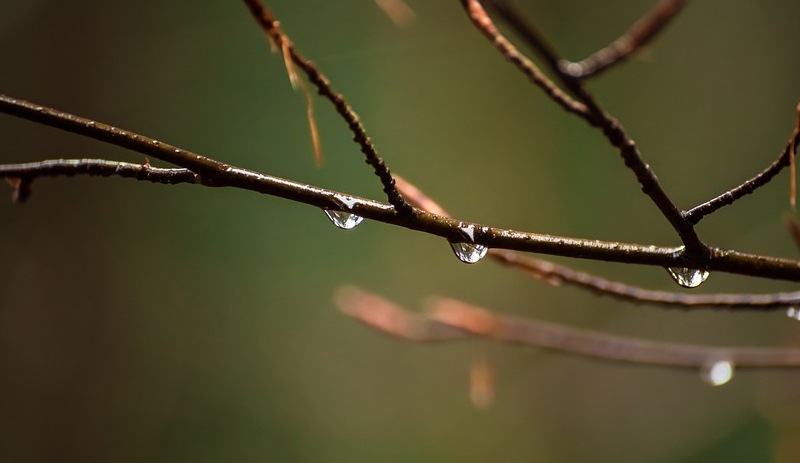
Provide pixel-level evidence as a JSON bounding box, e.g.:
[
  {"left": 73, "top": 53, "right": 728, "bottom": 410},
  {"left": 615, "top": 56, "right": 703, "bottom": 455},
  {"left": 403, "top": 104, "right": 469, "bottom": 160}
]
[
  {"left": 684, "top": 136, "right": 794, "bottom": 225},
  {"left": 462, "top": 0, "right": 707, "bottom": 257},
  {"left": 2, "top": 93, "right": 800, "bottom": 282},
  {"left": 568, "top": 0, "right": 688, "bottom": 79},
  {"left": 1, "top": 158, "right": 198, "bottom": 202},
  {"left": 240, "top": 0, "right": 411, "bottom": 215},
  {"left": 337, "top": 286, "right": 800, "bottom": 371},
  {"left": 397, "top": 174, "right": 800, "bottom": 310}
]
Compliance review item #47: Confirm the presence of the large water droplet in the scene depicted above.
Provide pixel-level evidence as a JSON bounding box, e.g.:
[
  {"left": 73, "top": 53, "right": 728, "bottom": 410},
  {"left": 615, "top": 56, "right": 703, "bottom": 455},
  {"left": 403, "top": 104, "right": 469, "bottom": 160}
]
[
  {"left": 666, "top": 267, "right": 709, "bottom": 288},
  {"left": 787, "top": 307, "right": 800, "bottom": 321},
  {"left": 449, "top": 242, "right": 488, "bottom": 264},
  {"left": 324, "top": 209, "right": 364, "bottom": 230},
  {"left": 700, "top": 359, "right": 734, "bottom": 386}
]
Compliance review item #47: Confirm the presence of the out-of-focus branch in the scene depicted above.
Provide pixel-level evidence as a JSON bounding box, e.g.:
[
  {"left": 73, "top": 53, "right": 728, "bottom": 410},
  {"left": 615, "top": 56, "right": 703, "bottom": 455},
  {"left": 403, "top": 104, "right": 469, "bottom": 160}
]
[
  {"left": 337, "top": 286, "right": 800, "bottom": 370},
  {"left": 568, "top": 0, "right": 688, "bottom": 79}
]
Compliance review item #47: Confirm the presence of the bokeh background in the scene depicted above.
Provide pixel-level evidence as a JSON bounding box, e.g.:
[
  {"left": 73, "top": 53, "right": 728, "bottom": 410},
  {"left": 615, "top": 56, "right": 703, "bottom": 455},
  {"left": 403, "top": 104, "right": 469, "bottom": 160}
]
[{"left": 2, "top": 1, "right": 800, "bottom": 461}]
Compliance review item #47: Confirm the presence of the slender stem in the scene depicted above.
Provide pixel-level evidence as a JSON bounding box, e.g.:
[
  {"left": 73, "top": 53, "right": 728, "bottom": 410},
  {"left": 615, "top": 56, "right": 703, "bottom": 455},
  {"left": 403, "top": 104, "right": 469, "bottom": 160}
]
[
  {"left": 241, "top": 0, "right": 411, "bottom": 215},
  {"left": 563, "top": 0, "right": 688, "bottom": 79},
  {"left": 684, "top": 137, "right": 794, "bottom": 224},
  {"left": 0, "top": 159, "right": 198, "bottom": 185}
]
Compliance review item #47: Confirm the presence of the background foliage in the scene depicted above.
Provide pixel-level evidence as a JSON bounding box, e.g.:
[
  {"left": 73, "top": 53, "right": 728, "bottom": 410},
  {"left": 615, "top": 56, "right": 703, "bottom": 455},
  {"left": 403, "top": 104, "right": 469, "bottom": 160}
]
[{"left": 2, "top": 1, "right": 800, "bottom": 461}]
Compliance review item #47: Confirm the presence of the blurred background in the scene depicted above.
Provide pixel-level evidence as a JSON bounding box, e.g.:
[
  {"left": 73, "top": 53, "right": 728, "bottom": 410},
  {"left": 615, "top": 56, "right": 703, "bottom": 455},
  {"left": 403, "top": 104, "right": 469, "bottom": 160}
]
[{"left": 2, "top": 1, "right": 800, "bottom": 461}]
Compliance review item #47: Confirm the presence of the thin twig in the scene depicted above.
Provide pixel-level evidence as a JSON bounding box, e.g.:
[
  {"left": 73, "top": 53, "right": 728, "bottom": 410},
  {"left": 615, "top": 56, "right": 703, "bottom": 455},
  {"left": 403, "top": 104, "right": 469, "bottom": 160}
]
[
  {"left": 337, "top": 286, "right": 800, "bottom": 369},
  {"left": 241, "top": 0, "right": 411, "bottom": 215},
  {"left": 460, "top": 0, "right": 588, "bottom": 118},
  {"left": 0, "top": 158, "right": 198, "bottom": 185},
  {"left": 564, "top": 0, "right": 688, "bottom": 79},
  {"left": 462, "top": 0, "right": 707, "bottom": 258},
  {"left": 397, "top": 174, "right": 800, "bottom": 310},
  {"left": 684, "top": 136, "right": 795, "bottom": 225}
]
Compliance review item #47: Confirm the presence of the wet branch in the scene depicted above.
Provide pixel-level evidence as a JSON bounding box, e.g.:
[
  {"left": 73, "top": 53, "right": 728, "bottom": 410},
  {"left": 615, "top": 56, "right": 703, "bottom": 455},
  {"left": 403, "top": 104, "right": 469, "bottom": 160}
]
[
  {"left": 240, "top": 0, "right": 411, "bottom": 215},
  {"left": 462, "top": 0, "right": 707, "bottom": 258},
  {"left": 337, "top": 286, "right": 800, "bottom": 370},
  {"left": 396, "top": 175, "right": 800, "bottom": 310},
  {"left": 2, "top": 93, "right": 800, "bottom": 282},
  {"left": 1, "top": 159, "right": 198, "bottom": 203}
]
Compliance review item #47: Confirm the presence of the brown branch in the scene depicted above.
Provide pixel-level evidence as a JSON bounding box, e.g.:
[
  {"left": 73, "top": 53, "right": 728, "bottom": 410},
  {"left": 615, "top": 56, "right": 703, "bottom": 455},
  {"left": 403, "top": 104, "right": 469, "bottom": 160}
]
[
  {"left": 462, "top": 0, "right": 707, "bottom": 258},
  {"left": 337, "top": 286, "right": 800, "bottom": 370},
  {"left": 397, "top": 174, "right": 800, "bottom": 310},
  {"left": 2, "top": 93, "right": 800, "bottom": 281},
  {"left": 0, "top": 159, "right": 199, "bottom": 203},
  {"left": 240, "top": 0, "right": 411, "bottom": 215},
  {"left": 563, "top": 0, "right": 688, "bottom": 79},
  {"left": 460, "top": 0, "right": 589, "bottom": 118},
  {"left": 684, "top": 136, "right": 795, "bottom": 225}
]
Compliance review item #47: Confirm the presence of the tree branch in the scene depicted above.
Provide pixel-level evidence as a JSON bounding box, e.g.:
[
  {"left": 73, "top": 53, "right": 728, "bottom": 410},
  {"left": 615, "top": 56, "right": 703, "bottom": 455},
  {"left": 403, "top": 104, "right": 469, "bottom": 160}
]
[
  {"left": 2, "top": 93, "right": 800, "bottom": 282},
  {"left": 462, "top": 0, "right": 707, "bottom": 258},
  {"left": 0, "top": 158, "right": 198, "bottom": 203},
  {"left": 337, "top": 286, "right": 800, "bottom": 370},
  {"left": 240, "top": 0, "right": 411, "bottom": 215},
  {"left": 684, "top": 136, "right": 794, "bottom": 225},
  {"left": 396, "top": 174, "right": 800, "bottom": 310}
]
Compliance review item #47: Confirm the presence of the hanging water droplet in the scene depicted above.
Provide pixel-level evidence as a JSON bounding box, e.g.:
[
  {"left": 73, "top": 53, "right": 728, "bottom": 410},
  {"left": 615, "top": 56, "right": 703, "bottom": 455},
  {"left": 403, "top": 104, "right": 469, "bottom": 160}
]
[
  {"left": 787, "top": 306, "right": 800, "bottom": 320},
  {"left": 449, "top": 242, "right": 488, "bottom": 264},
  {"left": 666, "top": 267, "right": 709, "bottom": 288},
  {"left": 323, "top": 209, "right": 364, "bottom": 230},
  {"left": 700, "top": 359, "right": 734, "bottom": 386}
]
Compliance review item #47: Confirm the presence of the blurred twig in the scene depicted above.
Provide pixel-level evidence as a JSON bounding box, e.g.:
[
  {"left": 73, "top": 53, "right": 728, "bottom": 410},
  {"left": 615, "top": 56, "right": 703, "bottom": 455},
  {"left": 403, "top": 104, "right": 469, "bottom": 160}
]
[{"left": 338, "top": 286, "right": 800, "bottom": 370}]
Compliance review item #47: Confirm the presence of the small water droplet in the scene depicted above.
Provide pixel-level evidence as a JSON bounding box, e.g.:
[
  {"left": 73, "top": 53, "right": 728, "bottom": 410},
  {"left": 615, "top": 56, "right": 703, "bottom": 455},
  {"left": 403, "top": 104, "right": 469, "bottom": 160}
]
[
  {"left": 324, "top": 209, "right": 363, "bottom": 230},
  {"left": 449, "top": 242, "right": 488, "bottom": 264},
  {"left": 787, "top": 307, "right": 800, "bottom": 320},
  {"left": 700, "top": 359, "right": 734, "bottom": 386},
  {"left": 459, "top": 223, "right": 476, "bottom": 241},
  {"left": 666, "top": 267, "right": 709, "bottom": 288},
  {"left": 333, "top": 193, "right": 358, "bottom": 210}
]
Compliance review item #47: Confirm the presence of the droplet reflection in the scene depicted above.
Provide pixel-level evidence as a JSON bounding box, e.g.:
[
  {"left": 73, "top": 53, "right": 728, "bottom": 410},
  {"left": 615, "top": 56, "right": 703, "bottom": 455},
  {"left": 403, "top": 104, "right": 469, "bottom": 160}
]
[{"left": 323, "top": 209, "right": 364, "bottom": 230}]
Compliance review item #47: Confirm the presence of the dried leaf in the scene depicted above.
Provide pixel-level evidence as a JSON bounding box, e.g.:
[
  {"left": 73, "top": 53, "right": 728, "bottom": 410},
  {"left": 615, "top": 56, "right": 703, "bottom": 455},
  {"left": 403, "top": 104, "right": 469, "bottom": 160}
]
[
  {"left": 375, "top": 0, "right": 416, "bottom": 28},
  {"left": 280, "top": 40, "right": 323, "bottom": 165},
  {"left": 785, "top": 214, "right": 800, "bottom": 251},
  {"left": 280, "top": 40, "right": 300, "bottom": 89}
]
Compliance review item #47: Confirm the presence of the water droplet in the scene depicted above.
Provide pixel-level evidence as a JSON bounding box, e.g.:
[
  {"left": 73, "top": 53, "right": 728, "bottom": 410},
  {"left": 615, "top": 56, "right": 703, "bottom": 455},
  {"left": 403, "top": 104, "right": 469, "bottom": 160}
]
[
  {"left": 666, "top": 267, "right": 709, "bottom": 288},
  {"left": 324, "top": 209, "right": 363, "bottom": 230},
  {"left": 449, "top": 242, "right": 488, "bottom": 264},
  {"left": 333, "top": 193, "right": 358, "bottom": 210},
  {"left": 459, "top": 223, "right": 476, "bottom": 241},
  {"left": 787, "top": 307, "right": 800, "bottom": 320},
  {"left": 700, "top": 359, "right": 734, "bottom": 386}
]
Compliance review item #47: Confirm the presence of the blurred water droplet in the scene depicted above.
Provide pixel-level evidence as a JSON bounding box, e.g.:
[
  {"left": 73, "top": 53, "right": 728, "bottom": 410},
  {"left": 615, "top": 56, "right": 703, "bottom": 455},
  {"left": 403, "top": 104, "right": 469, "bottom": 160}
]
[
  {"left": 324, "top": 209, "right": 364, "bottom": 230},
  {"left": 787, "top": 307, "right": 800, "bottom": 320},
  {"left": 666, "top": 267, "right": 709, "bottom": 288},
  {"left": 450, "top": 242, "right": 487, "bottom": 264},
  {"left": 700, "top": 359, "right": 734, "bottom": 386}
]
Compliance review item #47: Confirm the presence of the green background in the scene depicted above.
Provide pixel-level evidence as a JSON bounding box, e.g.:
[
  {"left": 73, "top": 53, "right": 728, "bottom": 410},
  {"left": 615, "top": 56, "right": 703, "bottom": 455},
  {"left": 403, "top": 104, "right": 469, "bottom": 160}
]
[{"left": 2, "top": 1, "right": 800, "bottom": 461}]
